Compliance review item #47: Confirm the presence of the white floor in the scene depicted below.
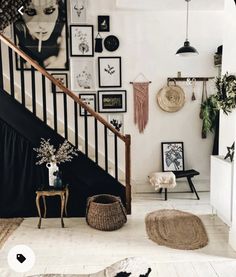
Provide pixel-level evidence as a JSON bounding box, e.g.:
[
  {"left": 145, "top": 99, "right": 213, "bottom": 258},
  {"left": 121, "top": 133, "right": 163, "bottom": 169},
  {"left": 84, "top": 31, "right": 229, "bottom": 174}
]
[{"left": 0, "top": 192, "right": 236, "bottom": 277}]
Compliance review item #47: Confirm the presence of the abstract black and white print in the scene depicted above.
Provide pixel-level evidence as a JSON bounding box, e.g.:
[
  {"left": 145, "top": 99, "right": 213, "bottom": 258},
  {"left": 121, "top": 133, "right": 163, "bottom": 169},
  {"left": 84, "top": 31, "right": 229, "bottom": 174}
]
[
  {"left": 162, "top": 142, "right": 184, "bottom": 172},
  {"left": 70, "top": 0, "right": 86, "bottom": 23}
]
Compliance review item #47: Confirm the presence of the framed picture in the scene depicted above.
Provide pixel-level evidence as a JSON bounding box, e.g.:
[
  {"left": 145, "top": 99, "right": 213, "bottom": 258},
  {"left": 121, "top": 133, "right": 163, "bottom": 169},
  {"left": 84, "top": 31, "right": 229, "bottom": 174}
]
[
  {"left": 98, "top": 57, "right": 122, "bottom": 88},
  {"left": 51, "top": 73, "right": 68, "bottom": 93},
  {"left": 98, "top": 16, "right": 110, "bottom": 32},
  {"left": 70, "top": 25, "right": 94, "bottom": 57},
  {"left": 14, "top": 0, "right": 69, "bottom": 70},
  {"left": 98, "top": 90, "right": 127, "bottom": 113},
  {"left": 79, "top": 93, "right": 96, "bottom": 116},
  {"left": 108, "top": 114, "right": 124, "bottom": 135},
  {"left": 161, "top": 142, "right": 185, "bottom": 172},
  {"left": 70, "top": 0, "right": 87, "bottom": 23},
  {"left": 70, "top": 59, "right": 95, "bottom": 91}
]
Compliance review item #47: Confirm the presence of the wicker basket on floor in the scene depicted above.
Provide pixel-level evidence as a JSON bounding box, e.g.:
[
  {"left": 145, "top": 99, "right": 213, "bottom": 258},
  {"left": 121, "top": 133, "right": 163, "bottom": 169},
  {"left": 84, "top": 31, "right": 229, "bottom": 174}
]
[{"left": 86, "top": 194, "right": 127, "bottom": 231}]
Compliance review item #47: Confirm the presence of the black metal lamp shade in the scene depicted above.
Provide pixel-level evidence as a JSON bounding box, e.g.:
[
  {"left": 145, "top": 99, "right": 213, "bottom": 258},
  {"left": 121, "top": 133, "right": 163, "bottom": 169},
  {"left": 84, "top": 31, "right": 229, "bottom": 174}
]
[{"left": 176, "top": 40, "right": 199, "bottom": 56}]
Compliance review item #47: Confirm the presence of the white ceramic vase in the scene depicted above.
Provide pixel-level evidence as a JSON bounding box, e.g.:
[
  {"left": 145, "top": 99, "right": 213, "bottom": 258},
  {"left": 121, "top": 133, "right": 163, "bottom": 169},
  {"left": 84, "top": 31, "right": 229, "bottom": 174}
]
[{"left": 46, "top": 162, "right": 59, "bottom": 187}]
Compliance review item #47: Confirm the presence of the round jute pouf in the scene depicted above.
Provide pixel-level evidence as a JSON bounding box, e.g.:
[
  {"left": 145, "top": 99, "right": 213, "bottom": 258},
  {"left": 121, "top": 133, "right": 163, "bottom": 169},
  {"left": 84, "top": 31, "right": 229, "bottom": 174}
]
[
  {"left": 86, "top": 194, "right": 127, "bottom": 231},
  {"left": 145, "top": 209, "right": 208, "bottom": 250}
]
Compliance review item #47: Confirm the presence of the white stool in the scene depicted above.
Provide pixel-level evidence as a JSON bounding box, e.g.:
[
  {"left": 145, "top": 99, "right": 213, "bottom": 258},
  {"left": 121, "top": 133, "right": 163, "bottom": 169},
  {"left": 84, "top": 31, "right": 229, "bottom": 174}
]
[{"left": 148, "top": 172, "right": 176, "bottom": 200}]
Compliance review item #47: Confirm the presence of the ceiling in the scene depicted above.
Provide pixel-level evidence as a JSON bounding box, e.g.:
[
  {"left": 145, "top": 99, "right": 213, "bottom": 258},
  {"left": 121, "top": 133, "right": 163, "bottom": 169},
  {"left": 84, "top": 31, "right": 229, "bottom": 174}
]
[{"left": 116, "top": 0, "right": 225, "bottom": 11}]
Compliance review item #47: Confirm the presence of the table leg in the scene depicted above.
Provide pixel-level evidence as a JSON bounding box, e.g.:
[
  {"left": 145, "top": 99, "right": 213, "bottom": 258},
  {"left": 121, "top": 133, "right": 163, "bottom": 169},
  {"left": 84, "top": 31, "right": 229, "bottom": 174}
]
[
  {"left": 43, "top": 196, "right": 47, "bottom": 218},
  {"left": 61, "top": 194, "right": 65, "bottom": 228},
  {"left": 65, "top": 188, "right": 69, "bottom": 217},
  {"left": 36, "top": 194, "right": 42, "bottom": 229}
]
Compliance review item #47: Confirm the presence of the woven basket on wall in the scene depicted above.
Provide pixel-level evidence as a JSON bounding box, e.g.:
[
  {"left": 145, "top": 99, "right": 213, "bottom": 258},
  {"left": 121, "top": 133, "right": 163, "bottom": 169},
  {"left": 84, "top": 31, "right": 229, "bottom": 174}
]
[{"left": 86, "top": 194, "right": 127, "bottom": 231}]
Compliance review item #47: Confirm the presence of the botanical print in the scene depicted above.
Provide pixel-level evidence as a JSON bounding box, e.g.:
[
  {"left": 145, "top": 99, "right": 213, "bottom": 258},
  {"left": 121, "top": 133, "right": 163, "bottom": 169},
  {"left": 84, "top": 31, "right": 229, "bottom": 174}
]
[
  {"left": 71, "top": 59, "right": 95, "bottom": 91},
  {"left": 14, "top": 0, "right": 69, "bottom": 70},
  {"left": 108, "top": 114, "right": 124, "bottom": 135},
  {"left": 70, "top": 25, "right": 94, "bottom": 56},
  {"left": 71, "top": 0, "right": 86, "bottom": 23},
  {"left": 162, "top": 142, "right": 184, "bottom": 172},
  {"left": 98, "top": 57, "right": 121, "bottom": 87},
  {"left": 79, "top": 93, "right": 96, "bottom": 116}
]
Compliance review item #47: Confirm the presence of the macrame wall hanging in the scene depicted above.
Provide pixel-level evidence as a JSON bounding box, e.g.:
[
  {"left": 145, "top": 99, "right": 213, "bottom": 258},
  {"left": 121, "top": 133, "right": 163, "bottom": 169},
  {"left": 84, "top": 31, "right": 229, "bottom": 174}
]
[
  {"left": 0, "top": 0, "right": 31, "bottom": 31},
  {"left": 130, "top": 74, "right": 151, "bottom": 133}
]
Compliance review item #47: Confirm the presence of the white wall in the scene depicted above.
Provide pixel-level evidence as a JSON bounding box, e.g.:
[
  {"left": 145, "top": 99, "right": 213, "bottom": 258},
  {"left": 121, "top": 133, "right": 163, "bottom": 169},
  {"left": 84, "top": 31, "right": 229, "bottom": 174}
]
[
  {"left": 2, "top": 0, "right": 224, "bottom": 190},
  {"left": 88, "top": 0, "right": 223, "bottom": 190},
  {"left": 220, "top": 0, "right": 236, "bottom": 252}
]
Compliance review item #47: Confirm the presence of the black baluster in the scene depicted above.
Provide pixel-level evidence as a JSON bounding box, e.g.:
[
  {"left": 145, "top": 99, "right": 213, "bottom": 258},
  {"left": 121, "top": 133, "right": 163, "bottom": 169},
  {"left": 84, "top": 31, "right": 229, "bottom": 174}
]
[
  {"left": 94, "top": 118, "right": 98, "bottom": 164},
  {"left": 74, "top": 101, "right": 78, "bottom": 148},
  {"left": 31, "top": 66, "right": 36, "bottom": 115},
  {"left": 8, "top": 47, "right": 15, "bottom": 97},
  {"left": 41, "top": 75, "right": 47, "bottom": 123},
  {"left": 19, "top": 57, "right": 25, "bottom": 106},
  {"left": 0, "top": 41, "right": 3, "bottom": 90},
  {"left": 63, "top": 93, "right": 68, "bottom": 139},
  {"left": 104, "top": 126, "right": 108, "bottom": 172},
  {"left": 84, "top": 109, "right": 88, "bottom": 157},
  {"left": 114, "top": 134, "right": 118, "bottom": 180},
  {"left": 52, "top": 82, "right": 58, "bottom": 132}
]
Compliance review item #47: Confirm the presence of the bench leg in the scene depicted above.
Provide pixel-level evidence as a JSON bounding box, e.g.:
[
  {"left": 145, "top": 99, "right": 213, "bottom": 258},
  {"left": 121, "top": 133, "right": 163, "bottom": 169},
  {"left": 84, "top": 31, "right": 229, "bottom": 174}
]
[
  {"left": 165, "top": 188, "right": 167, "bottom": 201},
  {"left": 159, "top": 188, "right": 163, "bottom": 194},
  {"left": 187, "top": 177, "right": 200, "bottom": 200}
]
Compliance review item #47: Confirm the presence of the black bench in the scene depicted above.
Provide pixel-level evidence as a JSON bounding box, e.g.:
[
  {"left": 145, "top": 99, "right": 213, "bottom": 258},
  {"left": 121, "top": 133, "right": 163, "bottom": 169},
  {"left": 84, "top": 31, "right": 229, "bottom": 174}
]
[{"left": 159, "top": 169, "right": 200, "bottom": 200}]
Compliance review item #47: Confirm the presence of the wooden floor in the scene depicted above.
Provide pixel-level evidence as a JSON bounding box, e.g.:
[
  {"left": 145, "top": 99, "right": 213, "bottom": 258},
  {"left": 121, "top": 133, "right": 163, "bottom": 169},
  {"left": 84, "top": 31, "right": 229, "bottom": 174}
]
[{"left": 0, "top": 192, "right": 236, "bottom": 277}]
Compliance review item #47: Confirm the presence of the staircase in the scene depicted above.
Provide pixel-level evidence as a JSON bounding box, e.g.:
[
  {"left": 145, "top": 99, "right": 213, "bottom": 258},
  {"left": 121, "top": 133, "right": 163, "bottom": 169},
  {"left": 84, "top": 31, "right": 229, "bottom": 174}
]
[{"left": 0, "top": 34, "right": 131, "bottom": 216}]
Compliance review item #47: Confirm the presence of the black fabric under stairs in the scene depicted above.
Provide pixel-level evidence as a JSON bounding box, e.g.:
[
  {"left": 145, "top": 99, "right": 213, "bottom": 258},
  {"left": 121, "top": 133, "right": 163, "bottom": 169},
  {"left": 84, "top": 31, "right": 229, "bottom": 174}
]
[{"left": 0, "top": 89, "right": 126, "bottom": 217}]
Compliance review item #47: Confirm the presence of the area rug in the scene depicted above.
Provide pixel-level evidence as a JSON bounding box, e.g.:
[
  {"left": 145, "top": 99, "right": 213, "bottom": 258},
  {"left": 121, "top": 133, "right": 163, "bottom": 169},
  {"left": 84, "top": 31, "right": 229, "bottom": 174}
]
[
  {"left": 28, "top": 257, "right": 152, "bottom": 277},
  {"left": 0, "top": 218, "right": 23, "bottom": 249},
  {"left": 145, "top": 209, "right": 208, "bottom": 250}
]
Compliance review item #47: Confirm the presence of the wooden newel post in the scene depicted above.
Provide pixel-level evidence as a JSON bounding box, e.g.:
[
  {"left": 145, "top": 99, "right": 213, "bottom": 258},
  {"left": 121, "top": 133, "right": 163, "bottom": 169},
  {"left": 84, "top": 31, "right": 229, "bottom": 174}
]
[{"left": 125, "top": 134, "right": 131, "bottom": 214}]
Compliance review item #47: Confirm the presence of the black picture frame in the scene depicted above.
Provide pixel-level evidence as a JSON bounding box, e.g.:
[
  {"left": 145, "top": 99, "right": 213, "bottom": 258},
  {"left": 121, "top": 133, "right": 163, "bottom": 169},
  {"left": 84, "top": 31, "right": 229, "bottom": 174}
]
[
  {"left": 98, "top": 57, "right": 122, "bottom": 88},
  {"left": 98, "top": 90, "right": 127, "bottom": 113},
  {"left": 79, "top": 93, "right": 96, "bottom": 116},
  {"left": 98, "top": 16, "right": 110, "bottom": 32},
  {"left": 161, "top": 142, "right": 185, "bottom": 172},
  {"left": 14, "top": 0, "right": 69, "bottom": 71},
  {"left": 70, "top": 25, "right": 94, "bottom": 57},
  {"left": 51, "top": 73, "right": 68, "bottom": 93}
]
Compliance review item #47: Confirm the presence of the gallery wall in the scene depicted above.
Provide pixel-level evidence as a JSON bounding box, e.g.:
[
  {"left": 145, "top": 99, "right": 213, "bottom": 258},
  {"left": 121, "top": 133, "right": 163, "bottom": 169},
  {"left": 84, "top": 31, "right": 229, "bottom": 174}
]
[
  {"left": 2, "top": 0, "right": 224, "bottom": 191},
  {"left": 86, "top": 0, "right": 223, "bottom": 191}
]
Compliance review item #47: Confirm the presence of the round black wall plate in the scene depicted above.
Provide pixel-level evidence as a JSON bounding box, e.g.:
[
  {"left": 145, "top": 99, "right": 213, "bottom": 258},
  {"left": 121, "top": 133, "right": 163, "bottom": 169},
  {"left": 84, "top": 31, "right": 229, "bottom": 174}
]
[{"left": 104, "top": 35, "right": 120, "bottom": 52}]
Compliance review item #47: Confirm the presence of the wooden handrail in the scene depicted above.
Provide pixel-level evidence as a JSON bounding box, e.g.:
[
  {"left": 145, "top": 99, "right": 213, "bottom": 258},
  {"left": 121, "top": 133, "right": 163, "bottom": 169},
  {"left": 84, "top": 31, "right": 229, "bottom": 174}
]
[{"left": 0, "top": 34, "right": 127, "bottom": 142}]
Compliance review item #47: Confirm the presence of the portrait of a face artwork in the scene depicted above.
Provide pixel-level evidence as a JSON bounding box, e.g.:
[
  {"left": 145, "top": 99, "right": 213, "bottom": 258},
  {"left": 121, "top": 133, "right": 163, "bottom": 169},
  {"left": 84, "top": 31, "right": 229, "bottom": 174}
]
[{"left": 14, "top": 0, "right": 69, "bottom": 70}]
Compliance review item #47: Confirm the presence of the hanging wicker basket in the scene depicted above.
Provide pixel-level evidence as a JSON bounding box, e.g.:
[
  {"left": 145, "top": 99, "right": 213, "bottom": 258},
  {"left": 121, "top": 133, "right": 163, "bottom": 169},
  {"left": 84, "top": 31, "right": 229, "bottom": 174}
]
[{"left": 86, "top": 194, "right": 127, "bottom": 231}]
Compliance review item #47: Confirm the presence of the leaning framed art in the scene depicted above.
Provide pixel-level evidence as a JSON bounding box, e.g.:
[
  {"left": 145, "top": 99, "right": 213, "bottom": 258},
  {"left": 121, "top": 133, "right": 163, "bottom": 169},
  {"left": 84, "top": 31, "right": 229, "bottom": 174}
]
[
  {"left": 70, "top": 25, "right": 94, "bottom": 57},
  {"left": 14, "top": 0, "right": 69, "bottom": 70},
  {"left": 98, "top": 57, "right": 122, "bottom": 88},
  {"left": 98, "top": 90, "right": 126, "bottom": 113},
  {"left": 161, "top": 142, "right": 184, "bottom": 172}
]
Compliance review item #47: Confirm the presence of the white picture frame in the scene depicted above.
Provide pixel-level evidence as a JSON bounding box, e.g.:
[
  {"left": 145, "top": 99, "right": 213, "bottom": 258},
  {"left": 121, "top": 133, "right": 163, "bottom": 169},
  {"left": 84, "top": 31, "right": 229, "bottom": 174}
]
[
  {"left": 79, "top": 93, "right": 96, "bottom": 116},
  {"left": 70, "top": 0, "right": 87, "bottom": 23},
  {"left": 71, "top": 59, "right": 95, "bottom": 91},
  {"left": 70, "top": 25, "right": 94, "bottom": 57},
  {"left": 98, "top": 57, "right": 122, "bottom": 88},
  {"left": 108, "top": 114, "right": 124, "bottom": 136}
]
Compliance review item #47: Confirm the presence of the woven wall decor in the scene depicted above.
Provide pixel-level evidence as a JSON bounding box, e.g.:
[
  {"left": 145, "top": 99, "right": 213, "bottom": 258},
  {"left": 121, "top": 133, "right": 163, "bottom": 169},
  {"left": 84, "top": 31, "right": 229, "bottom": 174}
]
[
  {"left": 0, "top": 0, "right": 31, "bottom": 31},
  {"left": 157, "top": 79, "right": 185, "bottom": 113},
  {"left": 133, "top": 82, "right": 150, "bottom": 133}
]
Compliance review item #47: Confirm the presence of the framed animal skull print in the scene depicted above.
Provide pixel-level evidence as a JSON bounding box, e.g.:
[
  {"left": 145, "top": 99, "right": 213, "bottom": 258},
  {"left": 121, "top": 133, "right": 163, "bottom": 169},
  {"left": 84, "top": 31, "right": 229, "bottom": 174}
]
[{"left": 70, "top": 0, "right": 87, "bottom": 23}]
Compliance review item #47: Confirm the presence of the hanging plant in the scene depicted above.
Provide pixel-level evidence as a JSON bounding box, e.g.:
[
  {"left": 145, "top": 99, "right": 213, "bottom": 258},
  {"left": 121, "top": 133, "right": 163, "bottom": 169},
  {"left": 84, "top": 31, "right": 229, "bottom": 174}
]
[
  {"left": 215, "top": 73, "right": 236, "bottom": 115},
  {"left": 200, "top": 73, "right": 236, "bottom": 137}
]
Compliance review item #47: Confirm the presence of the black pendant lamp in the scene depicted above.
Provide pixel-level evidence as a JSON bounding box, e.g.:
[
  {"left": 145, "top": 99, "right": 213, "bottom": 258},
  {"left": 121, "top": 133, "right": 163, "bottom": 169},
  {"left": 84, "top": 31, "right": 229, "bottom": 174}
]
[{"left": 176, "top": 0, "right": 199, "bottom": 56}]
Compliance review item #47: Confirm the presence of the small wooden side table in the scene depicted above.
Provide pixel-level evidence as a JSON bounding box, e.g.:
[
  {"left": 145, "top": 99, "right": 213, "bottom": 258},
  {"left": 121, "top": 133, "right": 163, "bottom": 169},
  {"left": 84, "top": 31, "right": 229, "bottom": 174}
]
[{"left": 35, "top": 186, "right": 69, "bottom": 229}]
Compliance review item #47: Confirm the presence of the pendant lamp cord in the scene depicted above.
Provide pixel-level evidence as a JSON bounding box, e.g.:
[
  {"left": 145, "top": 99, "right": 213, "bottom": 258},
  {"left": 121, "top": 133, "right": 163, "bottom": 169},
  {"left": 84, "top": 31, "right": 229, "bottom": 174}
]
[{"left": 186, "top": 0, "right": 189, "bottom": 41}]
